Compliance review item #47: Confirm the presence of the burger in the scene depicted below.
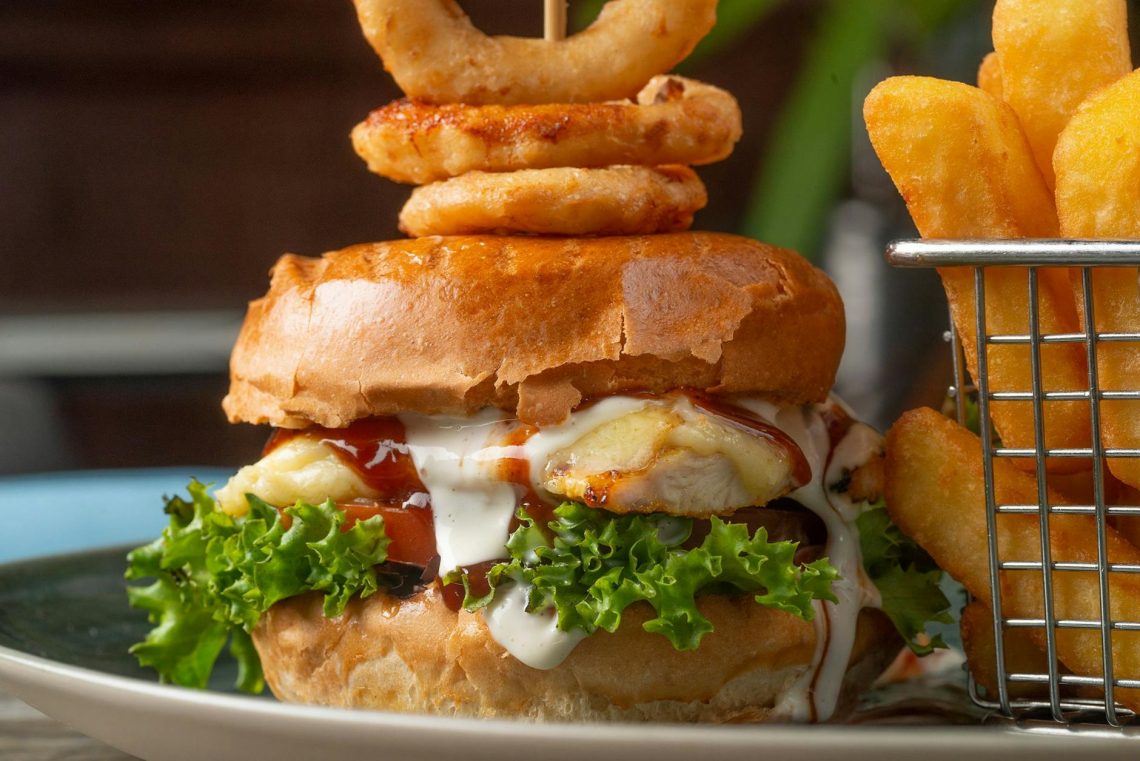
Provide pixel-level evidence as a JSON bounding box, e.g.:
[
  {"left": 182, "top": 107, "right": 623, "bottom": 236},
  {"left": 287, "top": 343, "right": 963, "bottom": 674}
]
[
  {"left": 125, "top": 233, "right": 949, "bottom": 723},
  {"left": 124, "top": 0, "right": 950, "bottom": 724}
]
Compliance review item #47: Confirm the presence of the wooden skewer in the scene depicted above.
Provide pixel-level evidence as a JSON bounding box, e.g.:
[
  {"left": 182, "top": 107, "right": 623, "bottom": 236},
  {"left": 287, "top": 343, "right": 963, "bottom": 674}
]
[{"left": 544, "top": 0, "right": 567, "bottom": 41}]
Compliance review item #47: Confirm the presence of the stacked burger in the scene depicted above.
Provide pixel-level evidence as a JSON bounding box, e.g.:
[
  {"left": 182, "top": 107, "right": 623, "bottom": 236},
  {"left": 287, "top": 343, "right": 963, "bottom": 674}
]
[{"left": 126, "top": 0, "right": 949, "bottom": 723}]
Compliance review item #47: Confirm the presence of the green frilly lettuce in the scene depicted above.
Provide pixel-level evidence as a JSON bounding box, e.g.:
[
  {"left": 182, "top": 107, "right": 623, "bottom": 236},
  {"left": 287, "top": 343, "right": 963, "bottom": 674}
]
[
  {"left": 856, "top": 503, "right": 952, "bottom": 655},
  {"left": 458, "top": 500, "right": 952, "bottom": 656},
  {"left": 126, "top": 483, "right": 950, "bottom": 692},
  {"left": 452, "top": 501, "right": 840, "bottom": 651},
  {"left": 125, "top": 481, "right": 389, "bottom": 692}
]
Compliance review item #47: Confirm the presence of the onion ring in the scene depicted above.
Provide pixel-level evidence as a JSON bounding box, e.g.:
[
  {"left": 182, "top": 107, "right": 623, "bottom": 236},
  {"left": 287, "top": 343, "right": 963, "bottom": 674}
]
[
  {"left": 398, "top": 165, "right": 707, "bottom": 238},
  {"left": 352, "top": 76, "right": 742, "bottom": 185},
  {"left": 351, "top": 0, "right": 717, "bottom": 105}
]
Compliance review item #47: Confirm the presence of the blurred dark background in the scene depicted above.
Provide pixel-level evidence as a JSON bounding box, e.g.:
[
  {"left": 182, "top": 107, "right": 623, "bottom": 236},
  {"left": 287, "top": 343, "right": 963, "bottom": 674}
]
[{"left": 2, "top": 0, "right": 1134, "bottom": 474}]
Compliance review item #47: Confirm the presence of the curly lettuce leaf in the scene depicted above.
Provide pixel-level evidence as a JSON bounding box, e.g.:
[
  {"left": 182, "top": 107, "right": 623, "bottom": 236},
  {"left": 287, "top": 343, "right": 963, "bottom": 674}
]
[
  {"left": 125, "top": 481, "right": 389, "bottom": 692},
  {"left": 455, "top": 502, "right": 839, "bottom": 651},
  {"left": 857, "top": 503, "right": 952, "bottom": 656}
]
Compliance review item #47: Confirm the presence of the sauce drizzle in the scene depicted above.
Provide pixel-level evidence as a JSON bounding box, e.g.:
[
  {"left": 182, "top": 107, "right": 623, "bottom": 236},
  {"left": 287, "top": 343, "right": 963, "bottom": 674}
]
[{"left": 689, "top": 392, "right": 813, "bottom": 487}]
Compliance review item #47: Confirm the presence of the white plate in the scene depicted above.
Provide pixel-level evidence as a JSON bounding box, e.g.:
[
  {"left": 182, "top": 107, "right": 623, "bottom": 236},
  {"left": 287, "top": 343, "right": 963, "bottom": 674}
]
[
  {"left": 4, "top": 644, "right": 1140, "bottom": 761},
  {"left": 2, "top": 471, "right": 1139, "bottom": 760}
]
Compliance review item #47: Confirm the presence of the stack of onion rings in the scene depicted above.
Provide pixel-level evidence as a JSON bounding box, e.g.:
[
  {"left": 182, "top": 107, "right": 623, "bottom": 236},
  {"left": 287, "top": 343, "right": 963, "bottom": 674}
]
[{"left": 349, "top": 2, "right": 742, "bottom": 237}]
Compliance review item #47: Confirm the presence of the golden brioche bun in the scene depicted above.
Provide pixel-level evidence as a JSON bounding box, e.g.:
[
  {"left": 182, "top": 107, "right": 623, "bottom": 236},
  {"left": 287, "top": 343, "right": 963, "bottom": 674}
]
[
  {"left": 253, "top": 587, "right": 899, "bottom": 723},
  {"left": 224, "top": 233, "right": 845, "bottom": 428}
]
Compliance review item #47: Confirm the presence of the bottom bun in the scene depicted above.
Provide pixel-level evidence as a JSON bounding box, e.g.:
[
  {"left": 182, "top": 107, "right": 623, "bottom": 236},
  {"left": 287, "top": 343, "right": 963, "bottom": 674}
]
[{"left": 253, "top": 587, "right": 899, "bottom": 723}]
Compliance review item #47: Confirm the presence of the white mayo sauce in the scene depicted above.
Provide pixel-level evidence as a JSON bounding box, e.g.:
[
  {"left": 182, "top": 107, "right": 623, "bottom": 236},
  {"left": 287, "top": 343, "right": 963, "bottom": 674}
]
[
  {"left": 740, "top": 399, "right": 883, "bottom": 722},
  {"left": 482, "top": 580, "right": 588, "bottom": 670},
  {"left": 397, "top": 408, "right": 517, "bottom": 577}
]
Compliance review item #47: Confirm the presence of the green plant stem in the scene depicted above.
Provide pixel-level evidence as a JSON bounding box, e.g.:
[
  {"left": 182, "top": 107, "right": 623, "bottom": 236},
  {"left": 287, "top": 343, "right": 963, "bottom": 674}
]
[{"left": 742, "top": 0, "right": 891, "bottom": 260}]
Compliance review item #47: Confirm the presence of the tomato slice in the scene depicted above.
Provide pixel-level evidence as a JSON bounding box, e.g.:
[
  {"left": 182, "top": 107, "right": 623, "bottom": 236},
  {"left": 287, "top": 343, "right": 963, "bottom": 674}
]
[
  {"left": 274, "top": 500, "right": 437, "bottom": 568},
  {"left": 338, "top": 501, "right": 437, "bottom": 567}
]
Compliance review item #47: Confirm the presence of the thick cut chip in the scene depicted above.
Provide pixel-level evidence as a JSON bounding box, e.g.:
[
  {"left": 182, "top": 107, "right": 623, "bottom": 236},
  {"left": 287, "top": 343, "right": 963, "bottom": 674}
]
[
  {"left": 885, "top": 408, "right": 1140, "bottom": 711},
  {"left": 992, "top": 0, "right": 1132, "bottom": 190},
  {"left": 1056, "top": 68, "right": 1140, "bottom": 493},
  {"left": 960, "top": 600, "right": 1099, "bottom": 702},
  {"left": 960, "top": 599, "right": 1045, "bottom": 701},
  {"left": 1044, "top": 467, "right": 1140, "bottom": 551},
  {"left": 1106, "top": 476, "right": 1140, "bottom": 551},
  {"left": 977, "top": 52, "right": 1003, "bottom": 100},
  {"left": 865, "top": 77, "right": 1090, "bottom": 473}
]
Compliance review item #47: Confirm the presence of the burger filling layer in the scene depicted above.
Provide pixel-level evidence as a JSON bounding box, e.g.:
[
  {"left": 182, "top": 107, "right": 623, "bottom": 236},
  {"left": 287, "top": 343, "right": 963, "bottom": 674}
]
[
  {"left": 127, "top": 391, "right": 950, "bottom": 721},
  {"left": 216, "top": 394, "right": 810, "bottom": 523}
]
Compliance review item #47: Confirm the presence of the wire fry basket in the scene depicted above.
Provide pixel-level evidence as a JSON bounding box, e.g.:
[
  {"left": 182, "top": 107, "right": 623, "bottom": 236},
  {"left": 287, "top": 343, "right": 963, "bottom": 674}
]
[{"left": 887, "top": 239, "right": 1140, "bottom": 728}]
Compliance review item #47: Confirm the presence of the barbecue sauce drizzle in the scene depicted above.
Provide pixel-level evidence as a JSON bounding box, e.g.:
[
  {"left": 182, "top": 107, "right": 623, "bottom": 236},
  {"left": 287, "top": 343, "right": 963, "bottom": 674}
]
[{"left": 689, "top": 392, "right": 813, "bottom": 487}]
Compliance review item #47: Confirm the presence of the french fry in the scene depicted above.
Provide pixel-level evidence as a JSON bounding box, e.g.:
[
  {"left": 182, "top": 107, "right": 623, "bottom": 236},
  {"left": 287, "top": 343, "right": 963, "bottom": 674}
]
[
  {"left": 1056, "top": 68, "right": 1140, "bottom": 493},
  {"left": 1046, "top": 468, "right": 1097, "bottom": 506},
  {"left": 885, "top": 407, "right": 1140, "bottom": 711},
  {"left": 1045, "top": 464, "right": 1140, "bottom": 565},
  {"left": 1046, "top": 467, "right": 1140, "bottom": 552},
  {"left": 1044, "top": 467, "right": 1140, "bottom": 551},
  {"left": 865, "top": 78, "right": 1090, "bottom": 474},
  {"left": 1041, "top": 461, "right": 1138, "bottom": 511},
  {"left": 1105, "top": 475, "right": 1140, "bottom": 552},
  {"left": 960, "top": 600, "right": 1086, "bottom": 701},
  {"left": 992, "top": 0, "right": 1132, "bottom": 191},
  {"left": 961, "top": 599, "right": 1104, "bottom": 702},
  {"left": 977, "top": 52, "right": 1003, "bottom": 100}
]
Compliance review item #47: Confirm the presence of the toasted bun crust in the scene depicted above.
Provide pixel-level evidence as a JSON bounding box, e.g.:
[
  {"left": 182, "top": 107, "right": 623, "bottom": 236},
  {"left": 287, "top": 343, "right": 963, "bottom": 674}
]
[
  {"left": 224, "top": 233, "right": 845, "bottom": 428},
  {"left": 253, "top": 588, "right": 898, "bottom": 723}
]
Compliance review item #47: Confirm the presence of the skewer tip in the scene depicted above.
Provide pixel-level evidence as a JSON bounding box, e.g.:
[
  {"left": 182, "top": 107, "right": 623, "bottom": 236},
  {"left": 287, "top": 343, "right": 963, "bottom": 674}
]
[{"left": 544, "top": 0, "right": 568, "bottom": 41}]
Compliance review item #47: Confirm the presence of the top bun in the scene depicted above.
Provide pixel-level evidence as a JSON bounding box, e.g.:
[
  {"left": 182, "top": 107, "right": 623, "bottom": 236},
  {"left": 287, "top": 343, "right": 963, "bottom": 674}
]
[{"left": 223, "top": 233, "right": 844, "bottom": 428}]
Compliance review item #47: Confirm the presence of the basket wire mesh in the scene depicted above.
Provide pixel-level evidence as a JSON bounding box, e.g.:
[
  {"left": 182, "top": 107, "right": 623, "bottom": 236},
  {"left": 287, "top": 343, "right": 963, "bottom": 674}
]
[{"left": 887, "top": 239, "right": 1140, "bottom": 728}]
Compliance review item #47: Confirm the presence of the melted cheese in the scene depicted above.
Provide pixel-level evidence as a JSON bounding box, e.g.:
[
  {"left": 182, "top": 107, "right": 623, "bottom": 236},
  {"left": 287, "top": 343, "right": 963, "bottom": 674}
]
[
  {"left": 520, "top": 395, "right": 653, "bottom": 489},
  {"left": 215, "top": 436, "right": 377, "bottom": 517},
  {"left": 530, "top": 395, "right": 801, "bottom": 515}
]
